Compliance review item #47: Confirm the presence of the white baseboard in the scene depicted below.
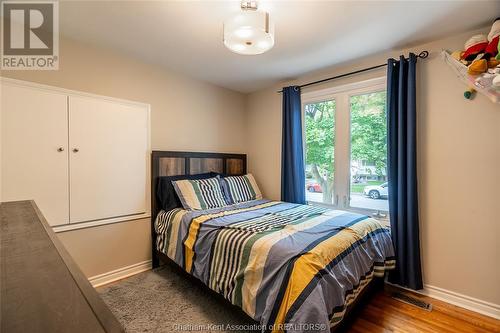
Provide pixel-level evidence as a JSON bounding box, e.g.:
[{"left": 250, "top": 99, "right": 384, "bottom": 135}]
[
  {"left": 388, "top": 281, "right": 500, "bottom": 320},
  {"left": 88, "top": 260, "right": 151, "bottom": 288},
  {"left": 419, "top": 284, "right": 500, "bottom": 320}
]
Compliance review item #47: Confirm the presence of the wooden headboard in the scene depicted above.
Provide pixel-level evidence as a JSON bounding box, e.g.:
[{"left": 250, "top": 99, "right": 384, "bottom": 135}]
[{"left": 150, "top": 151, "right": 247, "bottom": 268}]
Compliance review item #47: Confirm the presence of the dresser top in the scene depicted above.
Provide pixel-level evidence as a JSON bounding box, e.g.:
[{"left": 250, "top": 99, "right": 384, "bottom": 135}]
[{"left": 0, "top": 200, "right": 124, "bottom": 333}]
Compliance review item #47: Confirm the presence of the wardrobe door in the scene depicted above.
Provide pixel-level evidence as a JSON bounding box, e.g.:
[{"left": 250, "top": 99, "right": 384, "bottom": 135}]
[
  {"left": 68, "top": 96, "right": 148, "bottom": 223},
  {"left": 1, "top": 83, "right": 69, "bottom": 226}
]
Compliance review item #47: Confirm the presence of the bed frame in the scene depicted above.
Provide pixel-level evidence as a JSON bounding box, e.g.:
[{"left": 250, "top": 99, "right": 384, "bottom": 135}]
[
  {"left": 149, "top": 150, "right": 381, "bottom": 331},
  {"left": 150, "top": 150, "right": 247, "bottom": 268}
]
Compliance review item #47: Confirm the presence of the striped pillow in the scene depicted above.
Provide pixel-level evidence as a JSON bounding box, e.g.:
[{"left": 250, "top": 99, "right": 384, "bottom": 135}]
[
  {"left": 172, "top": 177, "right": 227, "bottom": 211},
  {"left": 221, "top": 174, "right": 262, "bottom": 204}
]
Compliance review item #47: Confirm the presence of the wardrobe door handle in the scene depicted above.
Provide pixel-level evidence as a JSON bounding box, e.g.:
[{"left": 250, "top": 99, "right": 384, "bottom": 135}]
[
  {"left": 72, "top": 148, "right": 79, "bottom": 153},
  {"left": 57, "top": 147, "right": 64, "bottom": 152}
]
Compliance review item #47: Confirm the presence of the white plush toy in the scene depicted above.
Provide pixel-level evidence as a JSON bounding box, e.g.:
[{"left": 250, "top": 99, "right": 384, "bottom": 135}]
[
  {"left": 493, "top": 72, "right": 500, "bottom": 88},
  {"left": 490, "top": 64, "right": 500, "bottom": 88}
]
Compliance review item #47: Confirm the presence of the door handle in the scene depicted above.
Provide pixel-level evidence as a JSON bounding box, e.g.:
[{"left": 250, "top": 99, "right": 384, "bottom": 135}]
[
  {"left": 57, "top": 147, "right": 64, "bottom": 152},
  {"left": 72, "top": 148, "right": 79, "bottom": 153}
]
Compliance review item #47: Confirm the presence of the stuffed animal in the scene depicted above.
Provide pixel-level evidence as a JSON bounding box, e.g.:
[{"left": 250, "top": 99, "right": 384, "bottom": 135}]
[
  {"left": 468, "top": 54, "right": 487, "bottom": 75},
  {"left": 485, "top": 18, "right": 500, "bottom": 59},
  {"left": 451, "top": 22, "right": 500, "bottom": 97},
  {"left": 488, "top": 59, "right": 500, "bottom": 68},
  {"left": 458, "top": 20, "right": 500, "bottom": 75},
  {"left": 460, "top": 35, "right": 489, "bottom": 75},
  {"left": 461, "top": 34, "right": 488, "bottom": 61},
  {"left": 492, "top": 65, "right": 500, "bottom": 89},
  {"left": 451, "top": 50, "right": 463, "bottom": 61},
  {"left": 464, "top": 87, "right": 476, "bottom": 99},
  {"left": 493, "top": 74, "right": 500, "bottom": 88},
  {"left": 497, "top": 37, "right": 500, "bottom": 60}
]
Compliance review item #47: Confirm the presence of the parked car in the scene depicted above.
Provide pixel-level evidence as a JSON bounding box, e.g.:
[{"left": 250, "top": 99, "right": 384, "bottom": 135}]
[
  {"left": 306, "top": 182, "right": 322, "bottom": 193},
  {"left": 363, "top": 182, "right": 388, "bottom": 199}
]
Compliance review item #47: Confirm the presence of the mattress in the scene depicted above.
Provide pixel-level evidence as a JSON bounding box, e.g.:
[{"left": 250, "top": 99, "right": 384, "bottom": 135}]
[{"left": 155, "top": 199, "right": 395, "bottom": 333}]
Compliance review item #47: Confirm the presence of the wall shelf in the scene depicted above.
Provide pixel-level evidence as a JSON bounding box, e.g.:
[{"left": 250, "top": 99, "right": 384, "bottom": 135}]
[{"left": 441, "top": 50, "right": 500, "bottom": 104}]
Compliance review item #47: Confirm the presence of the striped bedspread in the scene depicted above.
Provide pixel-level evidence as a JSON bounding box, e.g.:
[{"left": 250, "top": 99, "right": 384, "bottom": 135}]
[{"left": 155, "top": 200, "right": 395, "bottom": 332}]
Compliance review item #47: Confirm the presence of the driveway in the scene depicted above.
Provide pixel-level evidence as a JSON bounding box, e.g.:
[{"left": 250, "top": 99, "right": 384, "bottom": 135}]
[{"left": 306, "top": 192, "right": 388, "bottom": 211}]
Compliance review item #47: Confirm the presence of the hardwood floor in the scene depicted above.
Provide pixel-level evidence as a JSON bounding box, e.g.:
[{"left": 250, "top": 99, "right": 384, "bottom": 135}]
[
  {"left": 99, "top": 265, "right": 499, "bottom": 333},
  {"left": 341, "top": 287, "right": 500, "bottom": 333}
]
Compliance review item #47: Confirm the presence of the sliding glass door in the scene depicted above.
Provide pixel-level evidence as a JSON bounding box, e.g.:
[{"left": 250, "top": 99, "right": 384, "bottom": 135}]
[{"left": 303, "top": 78, "right": 389, "bottom": 215}]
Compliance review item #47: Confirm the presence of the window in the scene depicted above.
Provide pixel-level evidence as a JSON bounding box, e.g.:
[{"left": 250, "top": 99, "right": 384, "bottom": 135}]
[
  {"left": 349, "top": 91, "right": 388, "bottom": 212},
  {"left": 304, "top": 100, "right": 335, "bottom": 205},
  {"left": 303, "top": 77, "right": 389, "bottom": 215}
]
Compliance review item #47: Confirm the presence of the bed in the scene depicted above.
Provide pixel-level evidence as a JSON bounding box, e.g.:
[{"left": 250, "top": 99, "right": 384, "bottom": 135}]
[{"left": 151, "top": 151, "right": 395, "bottom": 333}]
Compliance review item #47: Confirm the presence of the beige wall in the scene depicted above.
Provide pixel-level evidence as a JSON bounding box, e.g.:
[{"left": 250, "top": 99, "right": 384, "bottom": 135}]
[
  {"left": 57, "top": 218, "right": 151, "bottom": 278},
  {"left": 246, "top": 28, "right": 500, "bottom": 305},
  {"left": 1, "top": 37, "right": 247, "bottom": 277}
]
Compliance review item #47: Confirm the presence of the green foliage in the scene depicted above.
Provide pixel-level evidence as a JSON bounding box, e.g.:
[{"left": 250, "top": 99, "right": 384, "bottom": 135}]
[
  {"left": 305, "top": 100, "right": 335, "bottom": 203},
  {"left": 305, "top": 100, "right": 335, "bottom": 181},
  {"left": 350, "top": 92, "right": 387, "bottom": 175}
]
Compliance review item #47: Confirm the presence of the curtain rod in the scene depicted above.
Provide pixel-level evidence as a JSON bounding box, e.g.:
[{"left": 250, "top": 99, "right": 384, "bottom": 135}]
[{"left": 277, "top": 51, "right": 429, "bottom": 93}]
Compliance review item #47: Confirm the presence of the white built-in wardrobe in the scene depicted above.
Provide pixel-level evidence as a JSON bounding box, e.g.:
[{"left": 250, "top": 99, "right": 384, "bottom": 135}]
[{"left": 0, "top": 78, "right": 150, "bottom": 231}]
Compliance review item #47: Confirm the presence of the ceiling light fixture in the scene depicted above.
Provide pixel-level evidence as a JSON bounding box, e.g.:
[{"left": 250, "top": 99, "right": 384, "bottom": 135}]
[{"left": 223, "top": 1, "right": 275, "bottom": 55}]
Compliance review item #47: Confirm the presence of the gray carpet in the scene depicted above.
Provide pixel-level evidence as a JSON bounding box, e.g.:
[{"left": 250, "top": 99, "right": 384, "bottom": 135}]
[{"left": 97, "top": 265, "right": 258, "bottom": 333}]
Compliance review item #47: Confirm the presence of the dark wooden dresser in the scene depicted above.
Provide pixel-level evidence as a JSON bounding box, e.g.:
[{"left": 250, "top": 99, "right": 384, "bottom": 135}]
[{"left": 0, "top": 201, "right": 124, "bottom": 333}]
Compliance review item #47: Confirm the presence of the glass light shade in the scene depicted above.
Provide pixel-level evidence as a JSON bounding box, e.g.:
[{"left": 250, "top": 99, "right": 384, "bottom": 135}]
[{"left": 223, "top": 10, "right": 275, "bottom": 55}]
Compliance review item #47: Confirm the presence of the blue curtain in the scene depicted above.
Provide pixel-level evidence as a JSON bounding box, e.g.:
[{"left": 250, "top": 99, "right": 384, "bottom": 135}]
[
  {"left": 387, "top": 53, "right": 423, "bottom": 290},
  {"left": 281, "top": 86, "right": 306, "bottom": 204}
]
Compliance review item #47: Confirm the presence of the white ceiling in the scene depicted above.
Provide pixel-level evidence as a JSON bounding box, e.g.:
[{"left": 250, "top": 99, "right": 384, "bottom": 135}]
[{"left": 59, "top": 1, "right": 499, "bottom": 93}]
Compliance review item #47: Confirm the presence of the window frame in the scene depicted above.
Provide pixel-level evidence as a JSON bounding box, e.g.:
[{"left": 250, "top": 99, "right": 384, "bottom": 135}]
[{"left": 302, "top": 76, "right": 388, "bottom": 217}]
